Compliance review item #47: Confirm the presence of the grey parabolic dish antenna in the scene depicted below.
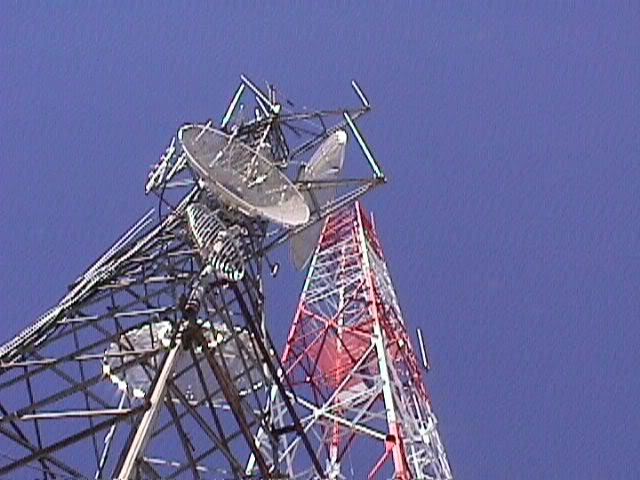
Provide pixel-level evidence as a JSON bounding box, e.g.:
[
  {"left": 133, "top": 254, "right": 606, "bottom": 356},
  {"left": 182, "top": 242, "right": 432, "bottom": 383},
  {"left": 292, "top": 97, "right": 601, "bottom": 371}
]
[
  {"left": 103, "top": 321, "right": 266, "bottom": 401},
  {"left": 290, "top": 130, "right": 347, "bottom": 270},
  {"left": 179, "top": 124, "right": 309, "bottom": 226}
]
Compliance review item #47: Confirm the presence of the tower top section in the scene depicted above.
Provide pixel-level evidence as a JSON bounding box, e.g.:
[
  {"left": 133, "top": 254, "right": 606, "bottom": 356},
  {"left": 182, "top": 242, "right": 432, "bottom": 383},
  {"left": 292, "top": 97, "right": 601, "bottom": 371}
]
[{"left": 279, "top": 202, "right": 453, "bottom": 479}]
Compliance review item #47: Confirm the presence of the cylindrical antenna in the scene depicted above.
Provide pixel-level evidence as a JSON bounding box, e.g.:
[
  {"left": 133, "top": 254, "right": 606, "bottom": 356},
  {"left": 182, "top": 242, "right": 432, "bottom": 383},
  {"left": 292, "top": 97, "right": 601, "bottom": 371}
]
[
  {"left": 221, "top": 83, "right": 246, "bottom": 129},
  {"left": 416, "top": 327, "right": 431, "bottom": 372},
  {"left": 266, "top": 256, "right": 280, "bottom": 277},
  {"left": 351, "top": 80, "right": 370, "bottom": 108}
]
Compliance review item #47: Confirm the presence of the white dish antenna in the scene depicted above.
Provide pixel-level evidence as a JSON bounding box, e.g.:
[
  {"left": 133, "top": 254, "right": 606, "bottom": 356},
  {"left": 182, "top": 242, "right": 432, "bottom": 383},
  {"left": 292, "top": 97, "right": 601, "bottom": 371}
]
[
  {"left": 290, "top": 130, "right": 347, "bottom": 270},
  {"left": 103, "top": 321, "right": 265, "bottom": 401},
  {"left": 179, "top": 124, "right": 309, "bottom": 227}
]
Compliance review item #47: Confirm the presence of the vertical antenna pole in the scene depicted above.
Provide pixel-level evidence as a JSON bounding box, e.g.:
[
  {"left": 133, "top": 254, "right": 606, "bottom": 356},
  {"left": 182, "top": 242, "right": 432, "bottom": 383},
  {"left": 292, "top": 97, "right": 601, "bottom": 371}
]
[
  {"left": 417, "top": 328, "right": 431, "bottom": 371},
  {"left": 343, "top": 112, "right": 384, "bottom": 179},
  {"left": 351, "top": 80, "right": 370, "bottom": 108}
]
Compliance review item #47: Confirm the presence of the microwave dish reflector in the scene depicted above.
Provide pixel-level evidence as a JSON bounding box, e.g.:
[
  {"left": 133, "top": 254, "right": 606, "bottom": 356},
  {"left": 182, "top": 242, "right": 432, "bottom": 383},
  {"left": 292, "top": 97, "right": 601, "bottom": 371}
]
[
  {"left": 179, "top": 124, "right": 309, "bottom": 226},
  {"left": 290, "top": 130, "right": 347, "bottom": 270},
  {"left": 103, "top": 321, "right": 266, "bottom": 401}
]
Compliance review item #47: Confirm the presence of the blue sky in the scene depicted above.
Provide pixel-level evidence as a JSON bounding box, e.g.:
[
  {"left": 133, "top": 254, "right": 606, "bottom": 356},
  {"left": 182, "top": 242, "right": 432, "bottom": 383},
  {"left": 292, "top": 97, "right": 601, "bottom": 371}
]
[{"left": 2, "top": 3, "right": 639, "bottom": 478}]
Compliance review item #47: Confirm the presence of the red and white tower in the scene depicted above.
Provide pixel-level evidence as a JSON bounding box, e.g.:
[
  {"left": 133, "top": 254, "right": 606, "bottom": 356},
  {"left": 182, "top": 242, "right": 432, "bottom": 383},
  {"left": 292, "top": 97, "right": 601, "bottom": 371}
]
[{"left": 278, "top": 202, "right": 452, "bottom": 479}]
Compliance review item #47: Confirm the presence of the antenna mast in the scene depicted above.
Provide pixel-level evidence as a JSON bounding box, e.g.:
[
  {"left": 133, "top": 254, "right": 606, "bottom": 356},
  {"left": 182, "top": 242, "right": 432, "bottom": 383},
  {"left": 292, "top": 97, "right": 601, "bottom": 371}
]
[
  {"left": 273, "top": 203, "right": 453, "bottom": 479},
  {"left": 0, "top": 76, "right": 453, "bottom": 479}
]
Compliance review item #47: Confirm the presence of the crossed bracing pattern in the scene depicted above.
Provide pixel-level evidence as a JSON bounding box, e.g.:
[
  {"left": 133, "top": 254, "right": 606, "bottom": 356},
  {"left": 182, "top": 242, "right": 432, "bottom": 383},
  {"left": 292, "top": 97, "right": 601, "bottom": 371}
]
[
  {"left": 0, "top": 76, "right": 451, "bottom": 479},
  {"left": 0, "top": 189, "right": 316, "bottom": 479},
  {"left": 260, "top": 205, "right": 452, "bottom": 480}
]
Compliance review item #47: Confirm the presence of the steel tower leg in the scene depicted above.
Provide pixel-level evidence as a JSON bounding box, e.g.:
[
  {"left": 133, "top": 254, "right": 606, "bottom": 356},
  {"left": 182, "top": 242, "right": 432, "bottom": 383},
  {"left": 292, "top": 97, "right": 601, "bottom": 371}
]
[
  {"left": 117, "top": 337, "right": 182, "bottom": 479},
  {"left": 356, "top": 205, "right": 410, "bottom": 479}
]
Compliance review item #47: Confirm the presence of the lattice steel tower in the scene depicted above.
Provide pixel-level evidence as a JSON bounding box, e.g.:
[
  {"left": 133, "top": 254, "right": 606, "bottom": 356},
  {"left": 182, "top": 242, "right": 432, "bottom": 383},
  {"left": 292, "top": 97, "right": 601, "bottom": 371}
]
[
  {"left": 0, "top": 75, "right": 390, "bottom": 479},
  {"left": 272, "top": 203, "right": 452, "bottom": 479}
]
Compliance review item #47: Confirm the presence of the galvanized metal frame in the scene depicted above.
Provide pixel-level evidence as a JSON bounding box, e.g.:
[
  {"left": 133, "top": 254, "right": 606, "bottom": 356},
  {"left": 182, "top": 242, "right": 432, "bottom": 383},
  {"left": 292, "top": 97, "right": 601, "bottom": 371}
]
[{"left": 0, "top": 76, "right": 388, "bottom": 479}]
